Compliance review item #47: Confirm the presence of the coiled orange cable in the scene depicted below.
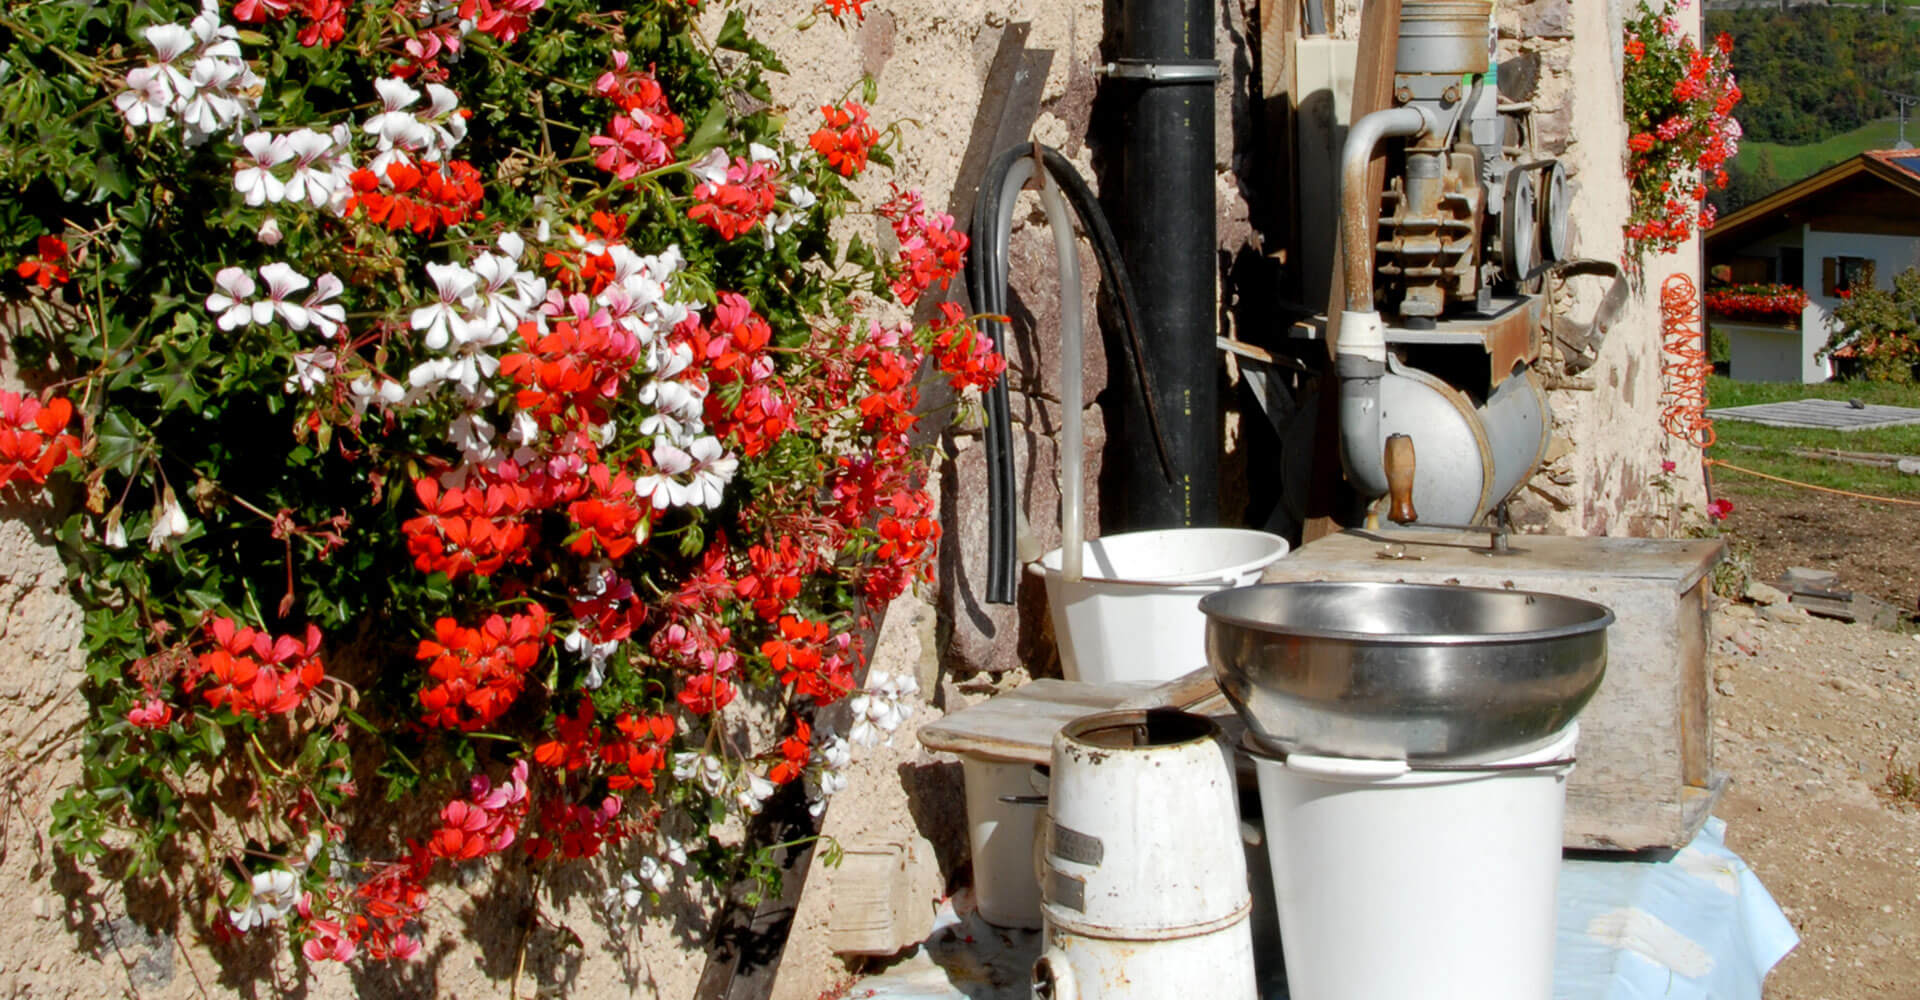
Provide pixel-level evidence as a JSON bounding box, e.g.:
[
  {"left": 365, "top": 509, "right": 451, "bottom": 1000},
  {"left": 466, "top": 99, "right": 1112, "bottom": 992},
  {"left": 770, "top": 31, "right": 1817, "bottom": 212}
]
[{"left": 1660, "top": 274, "right": 1716, "bottom": 448}]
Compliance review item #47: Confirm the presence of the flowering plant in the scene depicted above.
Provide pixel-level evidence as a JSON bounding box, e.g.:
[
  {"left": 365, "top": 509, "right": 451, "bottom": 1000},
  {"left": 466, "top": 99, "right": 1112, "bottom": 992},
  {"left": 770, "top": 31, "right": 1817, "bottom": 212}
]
[
  {"left": 1822, "top": 265, "right": 1920, "bottom": 382},
  {"left": 1704, "top": 283, "right": 1807, "bottom": 323},
  {"left": 1622, "top": 0, "right": 1742, "bottom": 260},
  {"left": 0, "top": 0, "right": 991, "bottom": 973}
]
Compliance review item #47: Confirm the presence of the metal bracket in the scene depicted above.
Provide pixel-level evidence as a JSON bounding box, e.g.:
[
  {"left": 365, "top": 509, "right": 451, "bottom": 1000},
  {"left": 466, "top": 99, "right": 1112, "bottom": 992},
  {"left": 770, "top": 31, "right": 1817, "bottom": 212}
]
[
  {"left": 1097, "top": 59, "right": 1222, "bottom": 83},
  {"left": 1545, "top": 258, "right": 1628, "bottom": 375}
]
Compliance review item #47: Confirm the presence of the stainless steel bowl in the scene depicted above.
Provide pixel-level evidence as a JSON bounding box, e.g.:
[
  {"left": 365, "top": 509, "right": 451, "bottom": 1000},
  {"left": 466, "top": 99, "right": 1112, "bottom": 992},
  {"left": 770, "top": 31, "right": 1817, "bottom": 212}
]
[{"left": 1200, "top": 581, "right": 1612, "bottom": 762}]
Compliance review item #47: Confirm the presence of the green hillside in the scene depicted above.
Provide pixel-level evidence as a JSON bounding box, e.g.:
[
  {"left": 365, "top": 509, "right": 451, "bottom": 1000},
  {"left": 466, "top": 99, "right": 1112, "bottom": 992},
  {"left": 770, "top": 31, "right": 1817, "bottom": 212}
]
[{"left": 1732, "top": 118, "right": 1911, "bottom": 188}]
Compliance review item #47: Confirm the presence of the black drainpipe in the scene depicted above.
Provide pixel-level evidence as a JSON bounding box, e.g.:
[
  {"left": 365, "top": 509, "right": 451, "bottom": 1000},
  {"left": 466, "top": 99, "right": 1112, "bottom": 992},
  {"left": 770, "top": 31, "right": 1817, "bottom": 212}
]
[{"left": 1105, "top": 0, "right": 1220, "bottom": 530}]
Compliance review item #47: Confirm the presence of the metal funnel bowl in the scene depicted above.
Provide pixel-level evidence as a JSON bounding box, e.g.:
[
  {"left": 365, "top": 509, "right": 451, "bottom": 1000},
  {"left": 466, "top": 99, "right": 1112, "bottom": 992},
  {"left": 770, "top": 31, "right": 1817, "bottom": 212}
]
[{"left": 1201, "top": 581, "right": 1612, "bottom": 762}]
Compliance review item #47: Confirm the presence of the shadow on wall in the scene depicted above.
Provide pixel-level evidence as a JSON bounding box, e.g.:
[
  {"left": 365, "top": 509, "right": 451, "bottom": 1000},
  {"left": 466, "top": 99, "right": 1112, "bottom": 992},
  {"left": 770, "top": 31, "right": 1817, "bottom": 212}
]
[{"left": 896, "top": 760, "right": 969, "bottom": 892}]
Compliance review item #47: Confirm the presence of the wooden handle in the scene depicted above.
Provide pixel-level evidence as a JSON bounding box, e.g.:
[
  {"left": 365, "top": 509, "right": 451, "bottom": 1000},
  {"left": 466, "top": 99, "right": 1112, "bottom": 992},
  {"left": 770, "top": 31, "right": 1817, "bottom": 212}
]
[{"left": 1385, "top": 433, "right": 1418, "bottom": 524}]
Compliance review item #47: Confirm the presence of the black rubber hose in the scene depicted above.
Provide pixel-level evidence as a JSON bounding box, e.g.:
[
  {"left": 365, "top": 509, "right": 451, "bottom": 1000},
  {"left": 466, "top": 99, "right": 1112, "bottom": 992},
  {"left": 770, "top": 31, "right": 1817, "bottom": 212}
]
[
  {"left": 971, "top": 145, "right": 1175, "bottom": 605},
  {"left": 1037, "top": 145, "right": 1176, "bottom": 484},
  {"left": 970, "top": 147, "right": 1022, "bottom": 605}
]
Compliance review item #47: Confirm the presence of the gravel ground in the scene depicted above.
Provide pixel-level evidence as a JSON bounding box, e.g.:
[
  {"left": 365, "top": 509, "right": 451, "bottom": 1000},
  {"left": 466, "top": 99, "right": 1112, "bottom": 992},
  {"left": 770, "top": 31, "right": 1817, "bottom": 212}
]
[{"left": 1710, "top": 601, "right": 1920, "bottom": 998}]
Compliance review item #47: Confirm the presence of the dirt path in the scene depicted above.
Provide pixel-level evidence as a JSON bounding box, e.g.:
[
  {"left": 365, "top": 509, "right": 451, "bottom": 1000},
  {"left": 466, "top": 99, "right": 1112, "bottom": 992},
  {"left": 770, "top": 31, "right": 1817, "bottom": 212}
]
[
  {"left": 1714, "top": 481, "right": 1920, "bottom": 613},
  {"left": 1711, "top": 603, "right": 1920, "bottom": 997}
]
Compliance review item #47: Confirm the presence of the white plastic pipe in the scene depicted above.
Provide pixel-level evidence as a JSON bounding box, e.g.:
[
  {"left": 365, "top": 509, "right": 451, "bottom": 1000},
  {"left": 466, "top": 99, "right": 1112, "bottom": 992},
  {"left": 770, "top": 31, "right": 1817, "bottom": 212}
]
[{"left": 1039, "top": 169, "right": 1085, "bottom": 584}]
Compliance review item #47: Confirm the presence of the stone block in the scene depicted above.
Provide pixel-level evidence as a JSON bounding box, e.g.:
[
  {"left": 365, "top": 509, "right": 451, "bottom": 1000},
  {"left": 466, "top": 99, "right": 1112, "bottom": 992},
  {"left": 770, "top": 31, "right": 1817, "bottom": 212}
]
[{"left": 1502, "top": 0, "right": 1574, "bottom": 41}]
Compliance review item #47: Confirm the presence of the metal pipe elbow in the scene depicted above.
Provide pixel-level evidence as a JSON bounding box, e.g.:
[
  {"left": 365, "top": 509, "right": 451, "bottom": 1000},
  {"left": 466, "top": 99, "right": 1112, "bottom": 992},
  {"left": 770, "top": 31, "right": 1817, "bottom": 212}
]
[
  {"left": 1336, "top": 352, "right": 1390, "bottom": 499},
  {"left": 1339, "top": 106, "right": 1431, "bottom": 315}
]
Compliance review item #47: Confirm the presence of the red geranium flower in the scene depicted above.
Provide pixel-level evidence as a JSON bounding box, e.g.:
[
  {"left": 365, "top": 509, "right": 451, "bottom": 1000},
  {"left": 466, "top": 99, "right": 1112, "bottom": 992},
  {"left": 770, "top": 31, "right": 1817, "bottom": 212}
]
[{"left": 15, "top": 236, "right": 70, "bottom": 289}]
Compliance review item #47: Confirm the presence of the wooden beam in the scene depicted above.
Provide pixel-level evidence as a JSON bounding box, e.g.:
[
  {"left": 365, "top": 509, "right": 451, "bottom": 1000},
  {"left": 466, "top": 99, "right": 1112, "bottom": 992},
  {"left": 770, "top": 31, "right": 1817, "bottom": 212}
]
[
  {"left": 1301, "top": 0, "right": 1401, "bottom": 544},
  {"left": 1259, "top": 0, "right": 1303, "bottom": 300}
]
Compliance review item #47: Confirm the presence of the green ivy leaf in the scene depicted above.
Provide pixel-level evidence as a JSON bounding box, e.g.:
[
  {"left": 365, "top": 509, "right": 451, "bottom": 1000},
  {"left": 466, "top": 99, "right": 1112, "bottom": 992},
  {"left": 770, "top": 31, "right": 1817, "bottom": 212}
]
[
  {"left": 714, "top": 10, "right": 752, "bottom": 52},
  {"left": 684, "top": 99, "right": 730, "bottom": 159},
  {"left": 94, "top": 409, "right": 147, "bottom": 476}
]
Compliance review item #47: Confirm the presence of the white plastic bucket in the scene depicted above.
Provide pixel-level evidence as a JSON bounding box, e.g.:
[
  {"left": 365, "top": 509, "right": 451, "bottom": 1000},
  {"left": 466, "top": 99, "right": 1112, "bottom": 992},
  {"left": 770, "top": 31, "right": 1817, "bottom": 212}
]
[
  {"left": 1249, "top": 724, "right": 1579, "bottom": 1000},
  {"left": 961, "top": 756, "right": 1045, "bottom": 928},
  {"left": 1032, "top": 528, "right": 1290, "bottom": 684}
]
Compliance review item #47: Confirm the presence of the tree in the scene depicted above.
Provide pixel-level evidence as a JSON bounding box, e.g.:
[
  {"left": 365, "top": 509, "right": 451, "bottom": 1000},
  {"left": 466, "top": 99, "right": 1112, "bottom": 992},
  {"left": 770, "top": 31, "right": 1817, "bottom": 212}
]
[{"left": 1716, "top": 146, "right": 1783, "bottom": 213}]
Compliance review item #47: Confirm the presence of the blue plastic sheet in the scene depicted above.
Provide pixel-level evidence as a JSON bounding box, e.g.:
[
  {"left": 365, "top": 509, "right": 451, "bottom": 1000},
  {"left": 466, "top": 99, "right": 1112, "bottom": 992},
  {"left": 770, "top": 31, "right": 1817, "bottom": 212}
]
[{"left": 1553, "top": 817, "right": 1799, "bottom": 1000}]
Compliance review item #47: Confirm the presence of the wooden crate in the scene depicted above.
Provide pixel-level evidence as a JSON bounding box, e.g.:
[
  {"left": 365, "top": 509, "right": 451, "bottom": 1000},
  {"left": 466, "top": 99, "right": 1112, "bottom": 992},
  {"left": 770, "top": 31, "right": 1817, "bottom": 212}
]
[{"left": 1259, "top": 531, "right": 1726, "bottom": 852}]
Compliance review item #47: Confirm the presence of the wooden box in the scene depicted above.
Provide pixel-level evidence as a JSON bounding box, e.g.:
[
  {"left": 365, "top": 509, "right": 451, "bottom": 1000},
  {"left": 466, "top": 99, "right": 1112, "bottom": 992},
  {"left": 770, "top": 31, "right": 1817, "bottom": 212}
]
[{"left": 1260, "top": 531, "right": 1726, "bottom": 852}]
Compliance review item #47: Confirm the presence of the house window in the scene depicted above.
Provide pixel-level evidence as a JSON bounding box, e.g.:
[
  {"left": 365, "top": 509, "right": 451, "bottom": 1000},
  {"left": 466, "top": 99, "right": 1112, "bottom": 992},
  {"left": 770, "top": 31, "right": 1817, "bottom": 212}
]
[
  {"left": 1822, "top": 256, "right": 1875, "bottom": 296},
  {"left": 1779, "top": 247, "right": 1803, "bottom": 286}
]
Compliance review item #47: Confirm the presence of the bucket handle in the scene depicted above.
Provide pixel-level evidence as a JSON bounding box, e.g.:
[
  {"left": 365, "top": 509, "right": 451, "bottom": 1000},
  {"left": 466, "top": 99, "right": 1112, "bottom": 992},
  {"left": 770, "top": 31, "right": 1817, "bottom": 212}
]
[
  {"left": 1282, "top": 754, "right": 1410, "bottom": 779},
  {"left": 1277, "top": 753, "right": 1579, "bottom": 778}
]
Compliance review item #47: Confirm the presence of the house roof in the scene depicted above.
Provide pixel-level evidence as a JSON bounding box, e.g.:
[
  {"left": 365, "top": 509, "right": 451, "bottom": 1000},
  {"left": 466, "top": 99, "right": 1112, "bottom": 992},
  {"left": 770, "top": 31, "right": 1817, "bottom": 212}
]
[{"left": 1707, "top": 150, "right": 1920, "bottom": 249}]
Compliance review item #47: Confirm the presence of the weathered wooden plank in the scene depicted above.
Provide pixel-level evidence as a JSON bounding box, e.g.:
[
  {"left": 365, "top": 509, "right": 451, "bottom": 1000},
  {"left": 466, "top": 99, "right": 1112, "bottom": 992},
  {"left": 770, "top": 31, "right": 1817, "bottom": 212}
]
[
  {"left": 1678, "top": 579, "right": 1713, "bottom": 788},
  {"left": 920, "top": 669, "right": 1223, "bottom": 763},
  {"left": 919, "top": 680, "right": 1144, "bottom": 763}
]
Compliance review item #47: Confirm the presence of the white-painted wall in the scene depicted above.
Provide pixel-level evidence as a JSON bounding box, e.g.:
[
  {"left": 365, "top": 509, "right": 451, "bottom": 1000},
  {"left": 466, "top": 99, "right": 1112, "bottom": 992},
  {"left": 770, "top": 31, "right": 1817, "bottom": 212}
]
[
  {"left": 1722, "top": 321, "right": 1806, "bottom": 383},
  {"left": 1801, "top": 227, "right": 1920, "bottom": 382}
]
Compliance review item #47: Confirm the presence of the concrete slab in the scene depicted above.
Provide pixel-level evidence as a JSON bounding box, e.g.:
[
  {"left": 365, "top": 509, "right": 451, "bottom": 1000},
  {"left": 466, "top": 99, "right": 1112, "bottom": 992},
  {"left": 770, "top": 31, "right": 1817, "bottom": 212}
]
[{"left": 1706, "top": 398, "right": 1920, "bottom": 431}]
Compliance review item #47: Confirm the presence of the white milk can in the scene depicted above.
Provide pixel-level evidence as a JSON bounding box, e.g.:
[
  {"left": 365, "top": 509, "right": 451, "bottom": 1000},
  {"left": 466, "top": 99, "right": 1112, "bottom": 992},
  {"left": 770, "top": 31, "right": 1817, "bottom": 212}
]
[{"left": 1032, "top": 709, "right": 1258, "bottom": 1000}]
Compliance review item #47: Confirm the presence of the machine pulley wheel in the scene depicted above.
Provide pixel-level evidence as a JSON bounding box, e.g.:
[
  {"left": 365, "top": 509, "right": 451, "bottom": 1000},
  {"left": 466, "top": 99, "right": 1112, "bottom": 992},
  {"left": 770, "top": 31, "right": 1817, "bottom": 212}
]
[
  {"left": 1500, "top": 166, "right": 1539, "bottom": 284},
  {"left": 1540, "top": 160, "right": 1571, "bottom": 264}
]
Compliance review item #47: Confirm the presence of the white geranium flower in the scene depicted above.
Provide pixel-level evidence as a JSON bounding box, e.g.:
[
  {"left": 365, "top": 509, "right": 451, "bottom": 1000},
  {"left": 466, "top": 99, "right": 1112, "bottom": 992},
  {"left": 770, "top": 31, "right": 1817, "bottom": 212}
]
[
  {"left": 114, "top": 66, "right": 176, "bottom": 127},
  {"left": 149, "top": 493, "right": 191, "bottom": 550},
  {"left": 281, "top": 129, "right": 338, "bottom": 208},
  {"left": 849, "top": 671, "right": 919, "bottom": 748},
  {"left": 349, "top": 374, "right": 405, "bottom": 416},
  {"left": 142, "top": 24, "right": 198, "bottom": 97},
  {"left": 637, "top": 855, "right": 670, "bottom": 893},
  {"left": 507, "top": 409, "right": 540, "bottom": 447},
  {"left": 285, "top": 347, "right": 336, "bottom": 395},
  {"left": 304, "top": 273, "right": 346, "bottom": 339},
  {"left": 103, "top": 512, "right": 129, "bottom": 549},
  {"left": 680, "top": 436, "right": 738, "bottom": 510},
  {"left": 469, "top": 252, "right": 535, "bottom": 334},
  {"left": 229, "top": 868, "right": 299, "bottom": 933},
  {"left": 256, "top": 262, "right": 312, "bottom": 329},
  {"left": 365, "top": 78, "right": 423, "bottom": 143},
  {"left": 562, "top": 628, "right": 619, "bottom": 690},
  {"left": 635, "top": 442, "right": 694, "bottom": 510},
  {"left": 256, "top": 217, "right": 283, "bottom": 245},
  {"left": 766, "top": 185, "right": 815, "bottom": 247},
  {"left": 411, "top": 261, "right": 477, "bottom": 350},
  {"left": 734, "top": 770, "right": 776, "bottom": 817},
  {"left": 805, "top": 730, "right": 851, "bottom": 818},
  {"left": 671, "top": 752, "right": 727, "bottom": 797},
  {"left": 688, "top": 147, "right": 729, "bottom": 185},
  {"left": 233, "top": 131, "right": 289, "bottom": 207},
  {"left": 421, "top": 83, "right": 467, "bottom": 157},
  {"left": 178, "top": 56, "right": 246, "bottom": 144},
  {"left": 448, "top": 412, "right": 496, "bottom": 464},
  {"left": 205, "top": 267, "right": 257, "bottom": 331},
  {"left": 606, "top": 870, "right": 645, "bottom": 912}
]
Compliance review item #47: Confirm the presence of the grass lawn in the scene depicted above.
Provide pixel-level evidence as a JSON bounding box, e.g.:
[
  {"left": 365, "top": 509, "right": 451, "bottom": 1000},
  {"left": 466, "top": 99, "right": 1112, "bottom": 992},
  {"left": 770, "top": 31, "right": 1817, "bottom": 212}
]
[
  {"left": 1704, "top": 376, "right": 1920, "bottom": 499},
  {"left": 1732, "top": 119, "right": 1909, "bottom": 187}
]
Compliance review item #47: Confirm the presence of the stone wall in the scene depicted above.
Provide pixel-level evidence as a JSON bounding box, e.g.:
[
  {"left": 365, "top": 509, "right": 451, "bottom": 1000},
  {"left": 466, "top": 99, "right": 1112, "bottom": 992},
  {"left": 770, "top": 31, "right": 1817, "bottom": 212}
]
[{"left": 1498, "top": 0, "right": 1710, "bottom": 538}]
